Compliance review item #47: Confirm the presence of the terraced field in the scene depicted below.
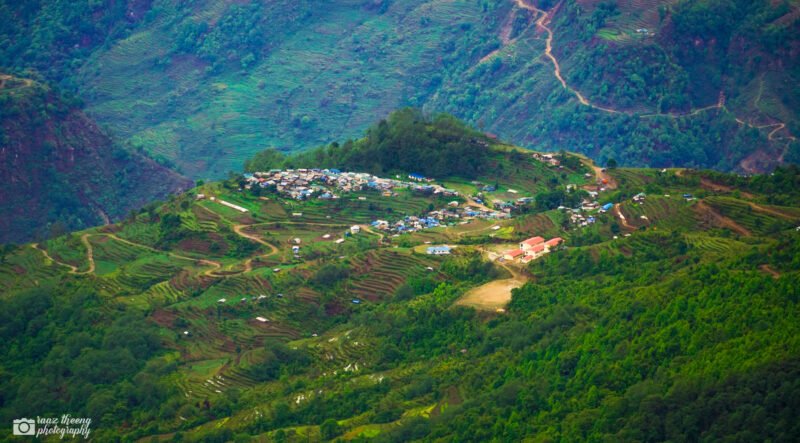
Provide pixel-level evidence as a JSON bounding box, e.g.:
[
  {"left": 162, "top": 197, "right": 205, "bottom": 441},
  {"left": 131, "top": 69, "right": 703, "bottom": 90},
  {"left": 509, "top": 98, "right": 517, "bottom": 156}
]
[
  {"left": 75, "top": 0, "right": 496, "bottom": 178},
  {"left": 608, "top": 168, "right": 658, "bottom": 188},
  {"left": 704, "top": 196, "right": 800, "bottom": 236},
  {"left": 510, "top": 212, "right": 558, "bottom": 238},
  {"left": 303, "top": 327, "right": 379, "bottom": 375},
  {"left": 345, "top": 250, "right": 442, "bottom": 301},
  {"left": 618, "top": 196, "right": 697, "bottom": 230},
  {"left": 0, "top": 247, "right": 63, "bottom": 293},
  {"left": 4, "top": 152, "right": 798, "bottom": 441},
  {"left": 684, "top": 233, "right": 751, "bottom": 256},
  {"left": 600, "top": 0, "right": 679, "bottom": 41}
]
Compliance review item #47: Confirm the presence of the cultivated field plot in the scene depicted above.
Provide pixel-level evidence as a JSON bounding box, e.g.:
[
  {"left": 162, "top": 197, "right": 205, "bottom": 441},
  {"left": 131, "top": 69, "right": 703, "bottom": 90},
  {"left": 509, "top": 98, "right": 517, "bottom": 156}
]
[
  {"left": 704, "top": 196, "right": 800, "bottom": 236},
  {"left": 618, "top": 196, "right": 696, "bottom": 230},
  {"left": 343, "top": 249, "right": 444, "bottom": 301}
]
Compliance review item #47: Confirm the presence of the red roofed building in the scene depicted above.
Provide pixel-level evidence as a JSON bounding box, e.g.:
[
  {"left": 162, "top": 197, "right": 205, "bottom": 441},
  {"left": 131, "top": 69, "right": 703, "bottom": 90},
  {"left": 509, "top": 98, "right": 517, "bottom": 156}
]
[
  {"left": 544, "top": 237, "right": 563, "bottom": 250},
  {"left": 503, "top": 249, "right": 525, "bottom": 261},
  {"left": 525, "top": 243, "right": 547, "bottom": 259},
  {"left": 519, "top": 236, "right": 545, "bottom": 251}
]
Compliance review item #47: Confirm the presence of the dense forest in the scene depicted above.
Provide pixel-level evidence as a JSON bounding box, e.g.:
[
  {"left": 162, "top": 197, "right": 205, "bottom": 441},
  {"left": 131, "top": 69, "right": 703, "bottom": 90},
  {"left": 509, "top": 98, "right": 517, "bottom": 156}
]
[{"left": 245, "top": 109, "right": 493, "bottom": 179}]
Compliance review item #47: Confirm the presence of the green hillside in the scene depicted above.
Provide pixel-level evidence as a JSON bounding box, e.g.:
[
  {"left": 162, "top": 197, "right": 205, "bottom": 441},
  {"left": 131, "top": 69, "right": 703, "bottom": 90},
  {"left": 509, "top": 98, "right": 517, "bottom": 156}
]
[
  {"left": 1, "top": 116, "right": 798, "bottom": 440},
  {"left": 0, "top": 74, "right": 192, "bottom": 243},
  {"left": 1, "top": 0, "right": 798, "bottom": 177}
]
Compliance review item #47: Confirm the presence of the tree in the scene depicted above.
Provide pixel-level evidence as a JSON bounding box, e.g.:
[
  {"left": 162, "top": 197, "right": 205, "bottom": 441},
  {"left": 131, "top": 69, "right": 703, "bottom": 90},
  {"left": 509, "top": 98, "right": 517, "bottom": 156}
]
[{"left": 320, "top": 418, "right": 341, "bottom": 440}]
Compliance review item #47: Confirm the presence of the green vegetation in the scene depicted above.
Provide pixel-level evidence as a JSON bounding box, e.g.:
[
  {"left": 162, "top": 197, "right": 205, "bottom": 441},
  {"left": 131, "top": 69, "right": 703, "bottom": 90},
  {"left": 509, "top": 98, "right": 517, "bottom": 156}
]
[
  {"left": 247, "top": 109, "right": 492, "bottom": 179},
  {"left": 0, "top": 75, "right": 191, "bottom": 243},
  {"left": 1, "top": 129, "right": 799, "bottom": 440},
  {"left": 2, "top": 0, "right": 797, "bottom": 177}
]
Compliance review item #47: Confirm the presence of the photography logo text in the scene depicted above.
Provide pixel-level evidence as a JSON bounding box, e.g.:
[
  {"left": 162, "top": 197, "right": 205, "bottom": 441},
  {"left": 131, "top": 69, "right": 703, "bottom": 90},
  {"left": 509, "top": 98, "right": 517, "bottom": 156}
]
[{"left": 12, "top": 415, "right": 91, "bottom": 439}]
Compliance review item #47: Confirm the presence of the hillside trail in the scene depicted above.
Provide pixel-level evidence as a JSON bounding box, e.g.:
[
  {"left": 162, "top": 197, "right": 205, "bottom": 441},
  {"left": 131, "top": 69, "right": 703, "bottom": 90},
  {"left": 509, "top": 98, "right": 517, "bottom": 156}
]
[
  {"left": 694, "top": 201, "right": 751, "bottom": 237},
  {"left": 0, "top": 74, "right": 34, "bottom": 89},
  {"left": 613, "top": 204, "right": 634, "bottom": 230},
  {"left": 747, "top": 202, "right": 797, "bottom": 220},
  {"left": 32, "top": 244, "right": 79, "bottom": 273},
  {"left": 100, "top": 233, "right": 223, "bottom": 276},
  {"left": 197, "top": 205, "right": 281, "bottom": 273},
  {"left": 759, "top": 264, "right": 781, "bottom": 279},
  {"left": 579, "top": 157, "right": 618, "bottom": 189},
  {"left": 515, "top": 0, "right": 620, "bottom": 113},
  {"left": 31, "top": 233, "right": 95, "bottom": 274},
  {"left": 699, "top": 178, "right": 755, "bottom": 199},
  {"left": 233, "top": 223, "right": 280, "bottom": 273},
  {"left": 505, "top": 0, "right": 794, "bottom": 144}
]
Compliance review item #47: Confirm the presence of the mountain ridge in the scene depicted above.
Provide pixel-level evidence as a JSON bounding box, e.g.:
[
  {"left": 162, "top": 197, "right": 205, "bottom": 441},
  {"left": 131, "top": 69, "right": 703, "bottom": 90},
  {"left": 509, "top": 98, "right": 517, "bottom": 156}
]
[
  {"left": 0, "top": 74, "right": 192, "bottom": 243},
  {"left": 1, "top": 0, "right": 797, "bottom": 177}
]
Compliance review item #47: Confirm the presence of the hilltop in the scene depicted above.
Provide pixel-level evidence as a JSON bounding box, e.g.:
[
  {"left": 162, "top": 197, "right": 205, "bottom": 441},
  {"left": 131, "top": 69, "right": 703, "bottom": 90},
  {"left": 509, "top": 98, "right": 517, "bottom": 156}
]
[
  {"left": 1, "top": 116, "right": 798, "bottom": 440},
  {"left": 0, "top": 74, "right": 192, "bottom": 243},
  {"left": 1, "top": 0, "right": 797, "bottom": 177}
]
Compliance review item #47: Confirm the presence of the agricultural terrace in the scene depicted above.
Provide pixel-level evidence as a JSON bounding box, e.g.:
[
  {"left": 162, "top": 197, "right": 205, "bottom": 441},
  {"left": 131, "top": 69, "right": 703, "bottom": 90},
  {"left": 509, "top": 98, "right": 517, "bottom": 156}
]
[{"left": 3, "top": 156, "right": 799, "bottom": 441}]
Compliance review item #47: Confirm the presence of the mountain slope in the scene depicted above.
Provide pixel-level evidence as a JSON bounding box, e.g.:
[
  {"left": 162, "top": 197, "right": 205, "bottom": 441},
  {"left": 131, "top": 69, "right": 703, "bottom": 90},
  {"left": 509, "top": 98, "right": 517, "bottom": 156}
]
[
  {"left": 0, "top": 74, "right": 192, "bottom": 243},
  {"left": 0, "top": 115, "right": 798, "bottom": 440},
  {"left": 1, "top": 0, "right": 797, "bottom": 177}
]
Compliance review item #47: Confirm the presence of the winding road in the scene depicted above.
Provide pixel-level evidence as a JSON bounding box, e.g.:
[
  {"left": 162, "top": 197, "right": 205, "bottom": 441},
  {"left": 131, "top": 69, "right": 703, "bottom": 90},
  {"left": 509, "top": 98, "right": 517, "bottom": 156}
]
[
  {"left": 489, "top": 0, "right": 795, "bottom": 147},
  {"left": 32, "top": 234, "right": 95, "bottom": 274},
  {"left": 32, "top": 232, "right": 221, "bottom": 276}
]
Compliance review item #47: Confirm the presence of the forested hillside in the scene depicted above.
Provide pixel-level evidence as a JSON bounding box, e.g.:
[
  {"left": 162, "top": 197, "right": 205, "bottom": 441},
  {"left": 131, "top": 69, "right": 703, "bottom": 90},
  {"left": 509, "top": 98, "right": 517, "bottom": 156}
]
[
  {"left": 0, "top": 74, "right": 192, "bottom": 243},
  {"left": 1, "top": 0, "right": 797, "bottom": 177},
  {"left": 1, "top": 112, "right": 798, "bottom": 439},
  {"left": 245, "top": 109, "right": 493, "bottom": 179}
]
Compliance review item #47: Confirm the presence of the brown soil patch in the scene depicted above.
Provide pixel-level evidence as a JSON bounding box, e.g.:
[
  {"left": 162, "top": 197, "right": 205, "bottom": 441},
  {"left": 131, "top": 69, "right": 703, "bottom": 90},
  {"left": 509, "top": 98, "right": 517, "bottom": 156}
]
[
  {"left": 759, "top": 264, "right": 781, "bottom": 279},
  {"left": 456, "top": 278, "right": 525, "bottom": 311},
  {"left": 151, "top": 309, "right": 178, "bottom": 328},
  {"left": 700, "top": 178, "right": 755, "bottom": 199},
  {"left": 693, "top": 201, "right": 751, "bottom": 236}
]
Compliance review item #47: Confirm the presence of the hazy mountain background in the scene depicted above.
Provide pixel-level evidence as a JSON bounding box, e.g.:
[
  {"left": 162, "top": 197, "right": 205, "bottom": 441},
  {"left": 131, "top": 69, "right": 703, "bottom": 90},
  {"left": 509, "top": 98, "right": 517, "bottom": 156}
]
[{"left": 2, "top": 0, "right": 798, "bottom": 179}]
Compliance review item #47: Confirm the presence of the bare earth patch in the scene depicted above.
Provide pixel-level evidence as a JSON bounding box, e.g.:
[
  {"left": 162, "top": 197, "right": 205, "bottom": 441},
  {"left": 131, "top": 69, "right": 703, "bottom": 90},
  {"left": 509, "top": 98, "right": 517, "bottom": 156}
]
[{"left": 456, "top": 277, "right": 525, "bottom": 311}]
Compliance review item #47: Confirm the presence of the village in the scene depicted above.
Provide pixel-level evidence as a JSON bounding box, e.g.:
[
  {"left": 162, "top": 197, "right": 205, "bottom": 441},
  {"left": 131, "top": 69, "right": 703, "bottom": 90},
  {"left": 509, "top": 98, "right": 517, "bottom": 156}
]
[
  {"left": 240, "top": 168, "right": 524, "bottom": 236},
  {"left": 209, "top": 156, "right": 661, "bottom": 269},
  {"left": 225, "top": 154, "right": 643, "bottom": 265},
  {"left": 243, "top": 169, "right": 459, "bottom": 201}
]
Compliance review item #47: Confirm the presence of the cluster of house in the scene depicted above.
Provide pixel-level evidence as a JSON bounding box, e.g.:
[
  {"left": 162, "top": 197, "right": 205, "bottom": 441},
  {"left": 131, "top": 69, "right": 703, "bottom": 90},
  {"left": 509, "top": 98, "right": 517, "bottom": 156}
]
[
  {"left": 502, "top": 236, "right": 564, "bottom": 264},
  {"left": 243, "top": 169, "right": 458, "bottom": 200},
  {"left": 491, "top": 196, "right": 534, "bottom": 213},
  {"left": 369, "top": 201, "right": 511, "bottom": 236},
  {"left": 531, "top": 152, "right": 561, "bottom": 167}
]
